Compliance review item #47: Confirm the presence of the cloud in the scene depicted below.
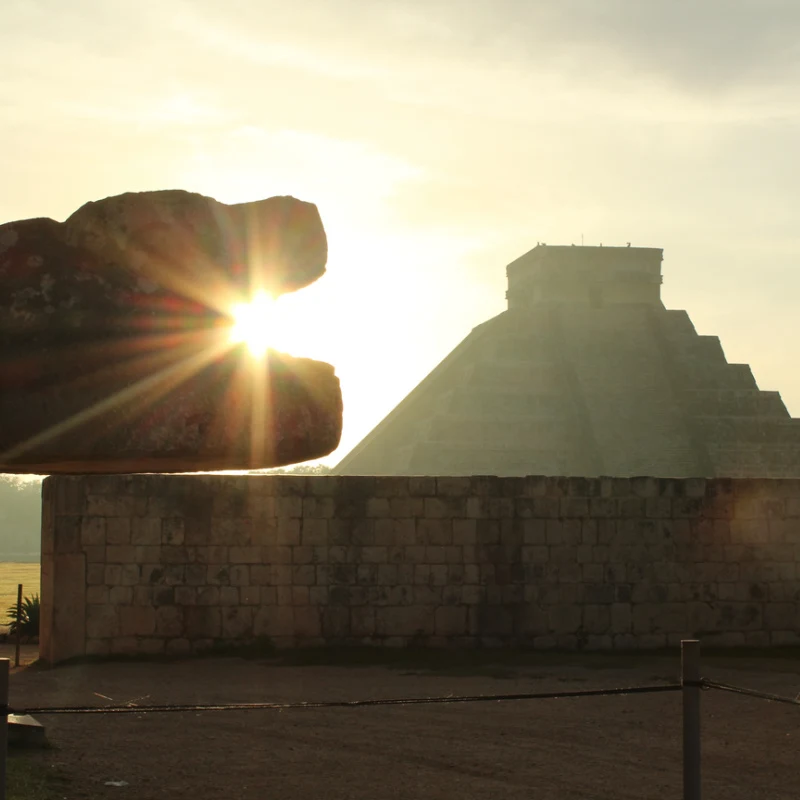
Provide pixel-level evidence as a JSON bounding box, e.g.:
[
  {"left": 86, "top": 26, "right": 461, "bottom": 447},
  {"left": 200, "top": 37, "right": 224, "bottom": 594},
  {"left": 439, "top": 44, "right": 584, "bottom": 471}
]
[{"left": 357, "top": 0, "right": 800, "bottom": 95}]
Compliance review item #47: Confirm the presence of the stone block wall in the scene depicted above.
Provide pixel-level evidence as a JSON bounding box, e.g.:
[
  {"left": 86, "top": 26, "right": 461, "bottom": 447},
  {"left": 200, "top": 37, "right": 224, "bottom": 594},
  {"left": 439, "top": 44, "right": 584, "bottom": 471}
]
[{"left": 40, "top": 474, "right": 800, "bottom": 663}]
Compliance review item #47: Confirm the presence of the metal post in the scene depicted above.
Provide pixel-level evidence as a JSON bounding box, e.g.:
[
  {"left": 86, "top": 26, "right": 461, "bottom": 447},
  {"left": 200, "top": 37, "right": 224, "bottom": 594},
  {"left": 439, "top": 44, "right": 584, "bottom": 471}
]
[
  {"left": 682, "top": 639, "right": 701, "bottom": 800},
  {"left": 1, "top": 658, "right": 9, "bottom": 800},
  {"left": 14, "top": 586, "right": 22, "bottom": 669}
]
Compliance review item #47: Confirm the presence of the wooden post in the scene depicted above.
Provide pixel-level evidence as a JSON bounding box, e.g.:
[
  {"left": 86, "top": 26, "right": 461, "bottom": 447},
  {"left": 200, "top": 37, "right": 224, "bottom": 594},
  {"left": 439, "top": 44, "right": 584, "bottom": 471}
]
[
  {"left": 1, "top": 658, "right": 9, "bottom": 800},
  {"left": 682, "top": 639, "right": 701, "bottom": 800},
  {"left": 14, "top": 586, "right": 22, "bottom": 669}
]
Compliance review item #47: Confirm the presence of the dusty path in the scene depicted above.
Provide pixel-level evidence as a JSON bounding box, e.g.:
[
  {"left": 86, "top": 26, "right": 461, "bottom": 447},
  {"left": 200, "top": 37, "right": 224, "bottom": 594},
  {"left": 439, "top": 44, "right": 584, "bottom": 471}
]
[{"left": 8, "top": 652, "right": 800, "bottom": 799}]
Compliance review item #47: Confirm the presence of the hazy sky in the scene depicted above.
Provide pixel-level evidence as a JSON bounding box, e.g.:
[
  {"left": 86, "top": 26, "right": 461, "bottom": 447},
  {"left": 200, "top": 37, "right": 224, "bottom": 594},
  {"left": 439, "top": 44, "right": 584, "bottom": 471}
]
[{"left": 3, "top": 0, "right": 799, "bottom": 465}]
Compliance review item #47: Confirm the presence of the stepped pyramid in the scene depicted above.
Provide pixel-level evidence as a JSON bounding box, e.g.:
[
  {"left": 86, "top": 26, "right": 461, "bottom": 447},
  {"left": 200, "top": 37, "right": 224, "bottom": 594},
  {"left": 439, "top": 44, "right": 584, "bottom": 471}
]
[{"left": 336, "top": 244, "right": 800, "bottom": 478}]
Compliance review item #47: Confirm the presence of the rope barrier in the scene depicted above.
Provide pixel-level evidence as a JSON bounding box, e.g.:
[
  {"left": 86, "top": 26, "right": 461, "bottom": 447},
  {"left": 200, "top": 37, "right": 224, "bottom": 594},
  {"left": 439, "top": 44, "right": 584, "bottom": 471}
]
[
  {"left": 7, "top": 678, "right": 799, "bottom": 718},
  {"left": 7, "top": 683, "right": 682, "bottom": 717},
  {"left": 701, "top": 679, "right": 800, "bottom": 707}
]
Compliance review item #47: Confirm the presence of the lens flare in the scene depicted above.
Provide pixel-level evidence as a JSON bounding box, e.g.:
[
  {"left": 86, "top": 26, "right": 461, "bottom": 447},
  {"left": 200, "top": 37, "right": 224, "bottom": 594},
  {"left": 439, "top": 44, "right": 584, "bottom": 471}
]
[{"left": 229, "top": 290, "right": 275, "bottom": 357}]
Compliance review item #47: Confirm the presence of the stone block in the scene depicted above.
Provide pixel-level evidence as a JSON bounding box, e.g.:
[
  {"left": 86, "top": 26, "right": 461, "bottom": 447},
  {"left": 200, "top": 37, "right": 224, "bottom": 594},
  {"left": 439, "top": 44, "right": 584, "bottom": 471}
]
[
  {"left": 109, "top": 586, "right": 133, "bottom": 605},
  {"left": 521, "top": 546, "right": 548, "bottom": 563},
  {"left": 386, "top": 497, "right": 421, "bottom": 519},
  {"left": 275, "top": 517, "right": 301, "bottom": 546},
  {"left": 560, "top": 497, "right": 589, "bottom": 517},
  {"left": 160, "top": 545, "right": 189, "bottom": 564},
  {"left": 135, "top": 546, "right": 162, "bottom": 564},
  {"left": 408, "top": 477, "right": 436, "bottom": 496},
  {"left": 220, "top": 587, "right": 239, "bottom": 605},
  {"left": 174, "top": 586, "right": 197, "bottom": 605},
  {"left": 209, "top": 517, "right": 251, "bottom": 546},
  {"left": 133, "top": 586, "right": 154, "bottom": 606},
  {"left": 222, "top": 606, "right": 254, "bottom": 638},
  {"left": 764, "top": 602, "right": 796, "bottom": 630},
  {"left": 376, "top": 606, "right": 435, "bottom": 637},
  {"left": 582, "top": 564, "right": 604, "bottom": 582},
  {"left": 260, "top": 586, "right": 278, "bottom": 605},
  {"left": 80, "top": 517, "right": 106, "bottom": 546},
  {"left": 155, "top": 606, "right": 184, "bottom": 637},
  {"left": 429, "top": 565, "right": 448, "bottom": 586},
  {"left": 451, "top": 519, "right": 476, "bottom": 545},
  {"left": 786, "top": 498, "right": 800, "bottom": 518},
  {"left": 86, "top": 605, "right": 119, "bottom": 639},
  {"left": 770, "top": 630, "right": 800, "bottom": 646},
  {"left": 424, "top": 497, "right": 467, "bottom": 522},
  {"left": 86, "top": 586, "right": 109, "bottom": 605},
  {"left": 132, "top": 518, "right": 161, "bottom": 545},
  {"left": 308, "top": 586, "right": 328, "bottom": 605},
  {"left": 292, "top": 586, "right": 310, "bottom": 605},
  {"left": 301, "top": 517, "right": 328, "bottom": 546},
  {"left": 84, "top": 638, "right": 110, "bottom": 656},
  {"left": 701, "top": 632, "right": 746, "bottom": 647},
  {"left": 610, "top": 603, "right": 631, "bottom": 632},
  {"left": 318, "top": 606, "right": 348, "bottom": 638},
  {"left": 582, "top": 605, "right": 611, "bottom": 634},
  {"left": 53, "top": 517, "right": 81, "bottom": 554},
  {"left": 197, "top": 586, "right": 220, "bottom": 605},
  {"left": 275, "top": 475, "right": 309, "bottom": 497},
  {"left": 347, "top": 607, "right": 373, "bottom": 637},
  {"left": 276, "top": 495, "right": 303, "bottom": 518},
  {"left": 292, "top": 565, "right": 316, "bottom": 585},
  {"left": 434, "top": 606, "right": 467, "bottom": 637},
  {"left": 360, "top": 546, "right": 388, "bottom": 563},
  {"left": 632, "top": 603, "right": 687, "bottom": 634},
  {"left": 237, "top": 586, "right": 258, "bottom": 605},
  {"left": 434, "top": 477, "right": 469, "bottom": 496},
  {"left": 194, "top": 546, "right": 229, "bottom": 564},
  {"left": 249, "top": 565, "right": 271, "bottom": 585},
  {"left": 550, "top": 546, "right": 577, "bottom": 564},
  {"left": 545, "top": 604, "right": 580, "bottom": 635},
  {"left": 294, "top": 606, "right": 321, "bottom": 638},
  {"left": 86, "top": 564, "right": 105, "bottom": 585},
  {"left": 109, "top": 637, "right": 138, "bottom": 654},
  {"left": 229, "top": 546, "right": 262, "bottom": 564},
  {"left": 185, "top": 607, "right": 222, "bottom": 638},
  {"left": 645, "top": 499, "right": 672, "bottom": 518},
  {"left": 138, "top": 638, "right": 165, "bottom": 655},
  {"left": 162, "top": 518, "right": 185, "bottom": 545},
  {"left": 154, "top": 586, "right": 174, "bottom": 605},
  {"left": 638, "top": 634, "right": 667, "bottom": 649},
  {"left": 120, "top": 606, "right": 156, "bottom": 637},
  {"left": 417, "top": 518, "right": 452, "bottom": 545},
  {"left": 291, "top": 546, "right": 313, "bottom": 564},
  {"left": 364, "top": 497, "right": 390, "bottom": 518},
  {"left": 618, "top": 498, "right": 645, "bottom": 518}
]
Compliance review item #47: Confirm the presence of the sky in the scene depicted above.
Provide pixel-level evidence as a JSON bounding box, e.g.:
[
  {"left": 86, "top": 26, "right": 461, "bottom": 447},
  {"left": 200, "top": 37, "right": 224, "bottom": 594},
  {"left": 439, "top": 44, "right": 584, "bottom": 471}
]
[{"left": 2, "top": 0, "right": 800, "bottom": 469}]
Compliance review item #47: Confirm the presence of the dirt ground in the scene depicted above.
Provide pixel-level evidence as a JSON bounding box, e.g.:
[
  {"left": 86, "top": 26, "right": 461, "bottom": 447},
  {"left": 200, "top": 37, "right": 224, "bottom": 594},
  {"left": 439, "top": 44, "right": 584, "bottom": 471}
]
[
  {"left": 0, "top": 643, "right": 38, "bottom": 673},
  {"left": 7, "top": 649, "right": 800, "bottom": 800}
]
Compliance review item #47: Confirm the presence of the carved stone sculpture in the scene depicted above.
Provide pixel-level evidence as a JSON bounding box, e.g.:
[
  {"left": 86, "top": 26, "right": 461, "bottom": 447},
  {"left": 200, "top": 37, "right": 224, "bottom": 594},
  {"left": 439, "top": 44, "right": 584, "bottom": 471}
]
[{"left": 0, "top": 189, "right": 342, "bottom": 473}]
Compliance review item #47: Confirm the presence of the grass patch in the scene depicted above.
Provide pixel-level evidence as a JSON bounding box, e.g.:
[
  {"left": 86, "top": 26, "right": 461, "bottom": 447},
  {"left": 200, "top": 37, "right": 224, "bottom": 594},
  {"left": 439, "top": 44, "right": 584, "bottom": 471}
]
[
  {"left": 0, "top": 563, "right": 40, "bottom": 632},
  {"left": 7, "top": 753, "right": 68, "bottom": 800}
]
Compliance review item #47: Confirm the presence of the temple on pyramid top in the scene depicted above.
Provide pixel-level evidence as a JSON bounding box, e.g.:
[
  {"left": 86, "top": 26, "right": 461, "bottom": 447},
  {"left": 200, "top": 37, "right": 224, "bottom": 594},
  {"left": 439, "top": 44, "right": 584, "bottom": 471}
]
[
  {"left": 335, "top": 245, "right": 800, "bottom": 479},
  {"left": 506, "top": 244, "right": 663, "bottom": 308}
]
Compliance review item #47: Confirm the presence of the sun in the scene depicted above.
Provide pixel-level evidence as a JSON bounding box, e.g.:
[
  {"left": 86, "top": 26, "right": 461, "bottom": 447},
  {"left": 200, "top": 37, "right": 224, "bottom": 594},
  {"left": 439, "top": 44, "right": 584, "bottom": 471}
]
[{"left": 229, "top": 290, "right": 275, "bottom": 357}]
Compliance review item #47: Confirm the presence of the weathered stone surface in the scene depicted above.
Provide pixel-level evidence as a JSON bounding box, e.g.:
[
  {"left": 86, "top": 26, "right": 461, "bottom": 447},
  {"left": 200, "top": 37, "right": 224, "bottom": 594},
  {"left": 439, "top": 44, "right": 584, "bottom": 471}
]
[
  {"left": 0, "top": 189, "right": 341, "bottom": 472},
  {"left": 38, "top": 475, "right": 800, "bottom": 661}
]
